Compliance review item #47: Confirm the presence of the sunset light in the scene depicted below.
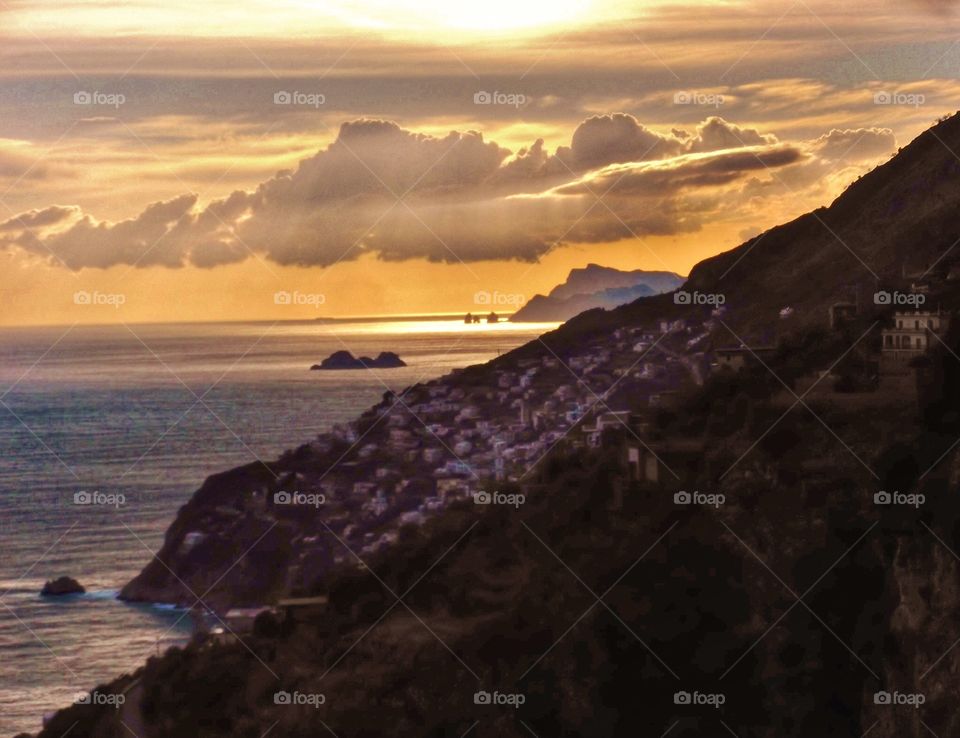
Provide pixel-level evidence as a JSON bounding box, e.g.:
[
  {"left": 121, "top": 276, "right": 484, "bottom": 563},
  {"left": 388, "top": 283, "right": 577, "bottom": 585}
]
[{"left": 4, "top": 2, "right": 960, "bottom": 735}]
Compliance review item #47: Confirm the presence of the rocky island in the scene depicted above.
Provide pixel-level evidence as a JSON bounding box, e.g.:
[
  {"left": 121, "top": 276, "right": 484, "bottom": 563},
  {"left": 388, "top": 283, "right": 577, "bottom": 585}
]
[
  {"left": 40, "top": 576, "right": 85, "bottom": 596},
  {"left": 311, "top": 350, "right": 406, "bottom": 370}
]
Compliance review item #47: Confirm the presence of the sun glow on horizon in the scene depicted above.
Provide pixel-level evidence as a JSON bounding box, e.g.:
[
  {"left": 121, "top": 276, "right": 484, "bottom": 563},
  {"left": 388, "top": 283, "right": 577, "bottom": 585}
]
[
  {"left": 6, "top": 0, "right": 598, "bottom": 39},
  {"left": 317, "top": 0, "right": 594, "bottom": 34}
]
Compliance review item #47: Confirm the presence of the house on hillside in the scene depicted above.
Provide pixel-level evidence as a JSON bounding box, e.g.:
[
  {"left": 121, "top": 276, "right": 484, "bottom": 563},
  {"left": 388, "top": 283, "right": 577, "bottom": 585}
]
[
  {"left": 624, "top": 444, "right": 661, "bottom": 484},
  {"left": 582, "top": 410, "right": 632, "bottom": 447},
  {"left": 607, "top": 443, "right": 665, "bottom": 509},
  {"left": 881, "top": 309, "right": 949, "bottom": 363},
  {"left": 714, "top": 345, "right": 776, "bottom": 372}
]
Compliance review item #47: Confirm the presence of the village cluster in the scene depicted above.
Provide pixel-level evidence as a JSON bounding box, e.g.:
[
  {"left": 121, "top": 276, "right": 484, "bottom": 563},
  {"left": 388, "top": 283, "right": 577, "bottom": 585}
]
[{"left": 198, "top": 289, "right": 950, "bottom": 631}]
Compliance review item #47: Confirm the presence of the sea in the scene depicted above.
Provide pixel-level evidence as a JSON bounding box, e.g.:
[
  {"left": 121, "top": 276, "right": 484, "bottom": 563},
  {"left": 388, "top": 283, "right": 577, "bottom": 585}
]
[{"left": 0, "top": 317, "right": 556, "bottom": 736}]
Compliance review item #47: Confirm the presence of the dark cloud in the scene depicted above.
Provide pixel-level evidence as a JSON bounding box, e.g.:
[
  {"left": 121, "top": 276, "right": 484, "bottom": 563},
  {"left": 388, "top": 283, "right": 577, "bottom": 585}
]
[{"left": 556, "top": 144, "right": 806, "bottom": 197}]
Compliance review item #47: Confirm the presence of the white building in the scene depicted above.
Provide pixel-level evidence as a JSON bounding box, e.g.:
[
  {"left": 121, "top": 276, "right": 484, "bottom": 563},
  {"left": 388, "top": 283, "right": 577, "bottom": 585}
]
[{"left": 882, "top": 309, "right": 948, "bottom": 359}]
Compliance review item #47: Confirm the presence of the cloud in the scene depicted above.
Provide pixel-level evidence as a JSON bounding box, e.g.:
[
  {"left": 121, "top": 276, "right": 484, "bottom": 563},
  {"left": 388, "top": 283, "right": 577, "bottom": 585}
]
[
  {"left": 0, "top": 195, "right": 197, "bottom": 269},
  {"left": 0, "top": 205, "right": 78, "bottom": 232},
  {"left": 683, "top": 117, "right": 778, "bottom": 153},
  {"left": 0, "top": 115, "right": 828, "bottom": 270},
  {"left": 554, "top": 113, "right": 684, "bottom": 170},
  {"left": 812, "top": 127, "right": 896, "bottom": 161},
  {"left": 732, "top": 124, "right": 897, "bottom": 220},
  {"left": 555, "top": 144, "right": 806, "bottom": 197}
]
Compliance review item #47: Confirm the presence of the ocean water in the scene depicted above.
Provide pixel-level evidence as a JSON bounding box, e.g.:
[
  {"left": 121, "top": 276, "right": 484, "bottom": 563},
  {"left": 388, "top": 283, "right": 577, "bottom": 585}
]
[{"left": 0, "top": 318, "right": 555, "bottom": 736}]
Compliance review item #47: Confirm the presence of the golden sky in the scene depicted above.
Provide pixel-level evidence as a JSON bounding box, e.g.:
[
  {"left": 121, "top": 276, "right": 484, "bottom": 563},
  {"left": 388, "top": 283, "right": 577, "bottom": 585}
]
[{"left": 1, "top": 0, "right": 958, "bottom": 325}]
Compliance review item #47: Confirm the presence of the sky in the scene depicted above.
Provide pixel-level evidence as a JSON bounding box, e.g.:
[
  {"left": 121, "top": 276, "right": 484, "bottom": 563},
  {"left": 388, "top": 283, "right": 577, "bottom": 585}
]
[{"left": 0, "top": 0, "right": 958, "bottom": 325}]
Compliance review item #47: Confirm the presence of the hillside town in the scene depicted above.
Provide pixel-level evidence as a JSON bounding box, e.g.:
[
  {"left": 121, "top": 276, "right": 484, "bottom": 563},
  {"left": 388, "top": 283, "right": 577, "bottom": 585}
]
[{"left": 196, "top": 282, "right": 952, "bottom": 605}]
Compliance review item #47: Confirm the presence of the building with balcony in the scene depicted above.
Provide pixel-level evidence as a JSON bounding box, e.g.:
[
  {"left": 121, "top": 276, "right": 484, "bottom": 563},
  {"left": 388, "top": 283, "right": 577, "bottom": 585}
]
[{"left": 881, "top": 309, "right": 948, "bottom": 362}]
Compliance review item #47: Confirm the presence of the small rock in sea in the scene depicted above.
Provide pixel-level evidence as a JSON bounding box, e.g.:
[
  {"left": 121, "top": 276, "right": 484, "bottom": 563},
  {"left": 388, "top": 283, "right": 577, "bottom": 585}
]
[
  {"left": 40, "top": 576, "right": 86, "bottom": 596},
  {"left": 311, "top": 350, "right": 406, "bottom": 370}
]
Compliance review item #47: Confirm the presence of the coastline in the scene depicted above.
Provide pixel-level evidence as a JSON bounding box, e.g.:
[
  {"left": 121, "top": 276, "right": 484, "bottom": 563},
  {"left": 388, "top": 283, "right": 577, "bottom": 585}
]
[{"left": 0, "top": 318, "right": 552, "bottom": 737}]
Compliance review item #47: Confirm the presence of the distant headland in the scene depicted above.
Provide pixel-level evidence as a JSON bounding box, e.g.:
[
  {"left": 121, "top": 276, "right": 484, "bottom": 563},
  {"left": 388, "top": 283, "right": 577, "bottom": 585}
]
[{"left": 312, "top": 313, "right": 513, "bottom": 324}]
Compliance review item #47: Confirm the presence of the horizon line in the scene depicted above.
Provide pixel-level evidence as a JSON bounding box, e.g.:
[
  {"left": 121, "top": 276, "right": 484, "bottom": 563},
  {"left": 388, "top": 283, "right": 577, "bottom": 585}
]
[{"left": 0, "top": 311, "right": 524, "bottom": 331}]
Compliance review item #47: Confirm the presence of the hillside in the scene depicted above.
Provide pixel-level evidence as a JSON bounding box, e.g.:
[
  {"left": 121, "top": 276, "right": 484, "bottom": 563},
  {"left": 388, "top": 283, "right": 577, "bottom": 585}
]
[
  {"left": 35, "top": 314, "right": 960, "bottom": 738},
  {"left": 28, "top": 111, "right": 960, "bottom": 738},
  {"left": 675, "top": 113, "right": 960, "bottom": 329}
]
